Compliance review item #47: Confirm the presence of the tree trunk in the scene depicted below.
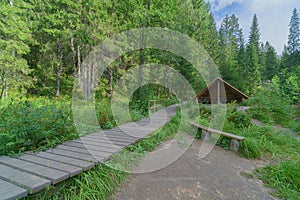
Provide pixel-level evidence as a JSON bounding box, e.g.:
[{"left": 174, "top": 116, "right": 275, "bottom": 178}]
[
  {"left": 70, "top": 37, "right": 76, "bottom": 73},
  {"left": 1, "top": 72, "right": 5, "bottom": 101},
  {"left": 87, "top": 59, "right": 91, "bottom": 99},
  {"left": 109, "top": 68, "right": 113, "bottom": 97},
  {"left": 77, "top": 45, "right": 81, "bottom": 81},
  {"left": 83, "top": 55, "right": 87, "bottom": 100},
  {"left": 5, "top": 80, "right": 8, "bottom": 99},
  {"left": 138, "top": 26, "right": 145, "bottom": 99},
  {"left": 56, "top": 41, "right": 63, "bottom": 96}
]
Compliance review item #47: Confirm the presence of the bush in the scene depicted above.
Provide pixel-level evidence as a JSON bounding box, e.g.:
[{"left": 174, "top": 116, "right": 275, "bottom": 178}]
[
  {"left": 226, "top": 103, "right": 251, "bottom": 128},
  {"left": 246, "top": 86, "right": 293, "bottom": 126},
  {"left": 0, "top": 98, "right": 77, "bottom": 155}
]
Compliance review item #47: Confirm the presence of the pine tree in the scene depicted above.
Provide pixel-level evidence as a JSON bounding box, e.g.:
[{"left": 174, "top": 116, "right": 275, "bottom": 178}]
[
  {"left": 287, "top": 8, "right": 300, "bottom": 69},
  {"left": 287, "top": 8, "right": 300, "bottom": 55},
  {"left": 246, "top": 44, "right": 261, "bottom": 94},
  {"left": 245, "top": 14, "right": 261, "bottom": 94},
  {"left": 219, "top": 14, "right": 242, "bottom": 87},
  {"left": 263, "top": 42, "right": 278, "bottom": 81},
  {"left": 248, "top": 14, "right": 261, "bottom": 53}
]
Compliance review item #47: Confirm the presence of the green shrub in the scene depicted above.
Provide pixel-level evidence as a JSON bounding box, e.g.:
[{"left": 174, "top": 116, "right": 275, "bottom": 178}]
[
  {"left": 95, "top": 99, "right": 116, "bottom": 129},
  {"left": 226, "top": 103, "right": 251, "bottom": 128},
  {"left": 0, "top": 98, "right": 77, "bottom": 155},
  {"left": 246, "top": 87, "right": 293, "bottom": 126},
  {"left": 160, "top": 98, "right": 179, "bottom": 107}
]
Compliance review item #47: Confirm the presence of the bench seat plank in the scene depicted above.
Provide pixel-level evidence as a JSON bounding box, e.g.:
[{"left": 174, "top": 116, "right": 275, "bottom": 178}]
[{"left": 189, "top": 122, "right": 244, "bottom": 141}]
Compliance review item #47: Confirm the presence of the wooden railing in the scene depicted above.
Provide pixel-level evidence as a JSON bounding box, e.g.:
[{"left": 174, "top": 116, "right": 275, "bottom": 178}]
[{"left": 148, "top": 100, "right": 162, "bottom": 112}]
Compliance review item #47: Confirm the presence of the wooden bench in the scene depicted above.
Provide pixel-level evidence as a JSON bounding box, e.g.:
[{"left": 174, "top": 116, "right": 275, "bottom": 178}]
[{"left": 189, "top": 121, "right": 244, "bottom": 152}]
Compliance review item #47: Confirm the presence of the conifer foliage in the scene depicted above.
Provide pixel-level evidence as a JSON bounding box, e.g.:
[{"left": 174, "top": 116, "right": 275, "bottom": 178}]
[{"left": 0, "top": 1, "right": 298, "bottom": 103}]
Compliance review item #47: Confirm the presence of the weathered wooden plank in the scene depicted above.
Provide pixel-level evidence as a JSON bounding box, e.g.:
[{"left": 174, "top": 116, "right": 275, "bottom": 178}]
[
  {"left": 0, "top": 163, "right": 51, "bottom": 194},
  {"left": 79, "top": 137, "right": 128, "bottom": 148},
  {"left": 26, "top": 152, "right": 94, "bottom": 170},
  {"left": 118, "top": 125, "right": 159, "bottom": 131},
  {"left": 88, "top": 131, "right": 140, "bottom": 141},
  {"left": 56, "top": 145, "right": 113, "bottom": 158},
  {"left": 100, "top": 131, "right": 138, "bottom": 140},
  {"left": 46, "top": 149, "right": 102, "bottom": 164},
  {"left": 103, "top": 131, "right": 151, "bottom": 138},
  {"left": 18, "top": 154, "right": 82, "bottom": 177},
  {"left": 0, "top": 156, "right": 69, "bottom": 184},
  {"left": 102, "top": 133, "right": 144, "bottom": 140},
  {"left": 89, "top": 132, "right": 136, "bottom": 141},
  {"left": 82, "top": 136, "right": 131, "bottom": 146},
  {"left": 62, "top": 142, "right": 119, "bottom": 154},
  {"left": 86, "top": 134, "right": 137, "bottom": 144},
  {"left": 103, "top": 128, "right": 141, "bottom": 135},
  {"left": 189, "top": 121, "right": 244, "bottom": 141},
  {"left": 68, "top": 139, "right": 123, "bottom": 150},
  {"left": 89, "top": 133, "right": 137, "bottom": 143},
  {"left": 0, "top": 179, "right": 27, "bottom": 200}
]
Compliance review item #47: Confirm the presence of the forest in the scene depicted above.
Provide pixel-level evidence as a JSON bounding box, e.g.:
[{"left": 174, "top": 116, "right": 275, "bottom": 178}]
[
  {"left": 0, "top": 0, "right": 299, "bottom": 199},
  {"left": 0, "top": 0, "right": 299, "bottom": 101}
]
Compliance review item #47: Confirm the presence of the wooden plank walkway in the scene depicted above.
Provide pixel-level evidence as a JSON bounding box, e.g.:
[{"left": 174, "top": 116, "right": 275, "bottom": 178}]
[{"left": 0, "top": 105, "right": 177, "bottom": 200}]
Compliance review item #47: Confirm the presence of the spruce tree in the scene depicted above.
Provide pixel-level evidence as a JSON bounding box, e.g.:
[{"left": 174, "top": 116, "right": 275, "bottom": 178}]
[
  {"left": 219, "top": 14, "right": 242, "bottom": 87},
  {"left": 287, "top": 8, "right": 300, "bottom": 69},
  {"left": 245, "top": 14, "right": 261, "bottom": 94},
  {"left": 248, "top": 14, "right": 261, "bottom": 53},
  {"left": 264, "top": 42, "right": 278, "bottom": 81}
]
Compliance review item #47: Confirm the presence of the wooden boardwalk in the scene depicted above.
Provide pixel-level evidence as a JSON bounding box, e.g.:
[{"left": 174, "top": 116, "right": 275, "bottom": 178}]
[{"left": 0, "top": 105, "right": 177, "bottom": 200}]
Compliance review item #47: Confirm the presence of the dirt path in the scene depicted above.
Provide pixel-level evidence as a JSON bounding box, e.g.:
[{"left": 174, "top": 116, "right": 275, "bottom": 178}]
[{"left": 113, "top": 138, "right": 276, "bottom": 200}]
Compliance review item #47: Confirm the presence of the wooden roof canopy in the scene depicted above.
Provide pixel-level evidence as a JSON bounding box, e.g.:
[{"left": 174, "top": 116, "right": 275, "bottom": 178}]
[{"left": 196, "top": 78, "right": 248, "bottom": 104}]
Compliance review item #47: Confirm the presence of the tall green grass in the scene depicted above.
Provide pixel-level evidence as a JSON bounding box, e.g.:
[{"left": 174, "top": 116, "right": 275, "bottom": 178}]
[
  {"left": 24, "top": 164, "right": 127, "bottom": 200},
  {"left": 255, "top": 161, "right": 300, "bottom": 200}
]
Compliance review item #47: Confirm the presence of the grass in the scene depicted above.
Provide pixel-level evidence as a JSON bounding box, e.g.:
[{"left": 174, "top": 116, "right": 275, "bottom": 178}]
[
  {"left": 24, "top": 164, "right": 127, "bottom": 200},
  {"left": 255, "top": 161, "right": 300, "bottom": 200},
  {"left": 25, "top": 110, "right": 181, "bottom": 200}
]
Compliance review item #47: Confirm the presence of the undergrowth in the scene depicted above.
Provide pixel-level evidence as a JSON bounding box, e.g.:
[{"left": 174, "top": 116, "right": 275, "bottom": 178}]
[
  {"left": 0, "top": 97, "right": 77, "bottom": 155},
  {"left": 0, "top": 97, "right": 145, "bottom": 156}
]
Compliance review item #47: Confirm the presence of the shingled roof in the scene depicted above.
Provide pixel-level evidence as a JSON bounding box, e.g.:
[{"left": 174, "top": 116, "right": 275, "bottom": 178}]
[{"left": 196, "top": 78, "right": 248, "bottom": 104}]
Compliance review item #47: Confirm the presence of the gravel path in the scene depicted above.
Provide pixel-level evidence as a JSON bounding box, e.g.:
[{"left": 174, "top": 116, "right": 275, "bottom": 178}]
[{"left": 113, "top": 138, "right": 276, "bottom": 200}]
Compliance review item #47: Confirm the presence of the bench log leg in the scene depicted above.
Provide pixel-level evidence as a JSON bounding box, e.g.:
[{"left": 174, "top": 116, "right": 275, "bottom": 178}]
[
  {"left": 201, "top": 130, "right": 211, "bottom": 141},
  {"left": 230, "top": 139, "right": 240, "bottom": 152}
]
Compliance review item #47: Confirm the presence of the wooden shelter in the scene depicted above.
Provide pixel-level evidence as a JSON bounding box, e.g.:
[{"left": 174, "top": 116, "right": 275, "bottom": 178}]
[{"left": 196, "top": 78, "right": 248, "bottom": 104}]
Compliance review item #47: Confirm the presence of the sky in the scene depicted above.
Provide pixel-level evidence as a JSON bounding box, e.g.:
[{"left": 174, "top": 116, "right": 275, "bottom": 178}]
[{"left": 206, "top": 0, "right": 300, "bottom": 54}]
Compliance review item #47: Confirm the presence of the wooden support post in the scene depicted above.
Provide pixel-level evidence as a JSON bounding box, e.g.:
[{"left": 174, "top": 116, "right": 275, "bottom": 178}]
[
  {"left": 217, "top": 79, "right": 220, "bottom": 104},
  {"left": 230, "top": 139, "right": 240, "bottom": 152},
  {"left": 201, "top": 130, "right": 211, "bottom": 141}
]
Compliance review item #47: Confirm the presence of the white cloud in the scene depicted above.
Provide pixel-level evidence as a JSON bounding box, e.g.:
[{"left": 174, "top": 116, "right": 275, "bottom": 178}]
[{"left": 207, "top": 0, "right": 244, "bottom": 11}]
